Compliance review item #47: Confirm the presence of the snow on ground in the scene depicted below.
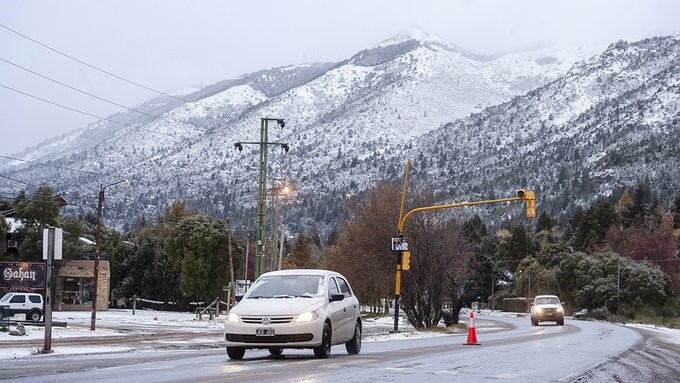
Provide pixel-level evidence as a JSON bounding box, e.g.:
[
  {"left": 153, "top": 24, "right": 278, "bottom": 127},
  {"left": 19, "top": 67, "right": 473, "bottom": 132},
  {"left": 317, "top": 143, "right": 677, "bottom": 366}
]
[
  {"left": 52, "top": 309, "right": 224, "bottom": 330},
  {"left": 0, "top": 325, "right": 122, "bottom": 341},
  {"left": 0, "top": 346, "right": 131, "bottom": 361},
  {"left": 624, "top": 323, "right": 680, "bottom": 345},
  {"left": 364, "top": 330, "right": 456, "bottom": 343}
]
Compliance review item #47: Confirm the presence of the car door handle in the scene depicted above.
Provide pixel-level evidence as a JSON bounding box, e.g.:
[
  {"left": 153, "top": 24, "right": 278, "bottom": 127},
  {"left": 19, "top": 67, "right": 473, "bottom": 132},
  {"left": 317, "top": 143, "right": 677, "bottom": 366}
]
[{"left": 343, "top": 308, "right": 347, "bottom": 312}]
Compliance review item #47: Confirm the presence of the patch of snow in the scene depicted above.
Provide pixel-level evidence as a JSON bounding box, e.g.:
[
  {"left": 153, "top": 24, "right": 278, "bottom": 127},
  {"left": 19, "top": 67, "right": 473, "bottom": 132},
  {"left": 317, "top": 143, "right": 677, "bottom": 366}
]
[
  {"left": 624, "top": 323, "right": 680, "bottom": 345},
  {"left": 0, "top": 346, "right": 131, "bottom": 361}
]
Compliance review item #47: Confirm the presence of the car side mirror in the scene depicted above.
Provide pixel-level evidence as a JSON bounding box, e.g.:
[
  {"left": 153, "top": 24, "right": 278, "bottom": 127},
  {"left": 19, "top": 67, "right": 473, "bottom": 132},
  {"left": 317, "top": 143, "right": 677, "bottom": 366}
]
[
  {"left": 235, "top": 295, "right": 244, "bottom": 302},
  {"left": 330, "top": 293, "right": 345, "bottom": 302},
  {"left": 562, "top": 302, "right": 566, "bottom": 306}
]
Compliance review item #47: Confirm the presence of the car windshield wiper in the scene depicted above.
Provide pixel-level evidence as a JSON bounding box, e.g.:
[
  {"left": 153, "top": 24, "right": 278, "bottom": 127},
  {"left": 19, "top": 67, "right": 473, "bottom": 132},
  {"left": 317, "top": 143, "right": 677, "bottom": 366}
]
[
  {"left": 294, "top": 294, "right": 316, "bottom": 298},
  {"left": 248, "top": 296, "right": 272, "bottom": 299},
  {"left": 272, "top": 294, "right": 295, "bottom": 299}
]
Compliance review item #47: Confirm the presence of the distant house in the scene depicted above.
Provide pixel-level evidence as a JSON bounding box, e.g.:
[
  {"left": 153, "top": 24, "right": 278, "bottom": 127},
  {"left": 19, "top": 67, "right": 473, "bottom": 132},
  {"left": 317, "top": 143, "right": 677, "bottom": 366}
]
[{"left": 2, "top": 194, "right": 68, "bottom": 257}]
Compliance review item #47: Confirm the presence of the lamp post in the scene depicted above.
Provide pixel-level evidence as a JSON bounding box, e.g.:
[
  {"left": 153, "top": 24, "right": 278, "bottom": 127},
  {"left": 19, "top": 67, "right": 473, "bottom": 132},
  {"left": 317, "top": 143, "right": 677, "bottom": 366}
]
[
  {"left": 269, "top": 178, "right": 292, "bottom": 272},
  {"left": 91, "top": 180, "right": 125, "bottom": 331},
  {"left": 234, "top": 118, "right": 288, "bottom": 279}
]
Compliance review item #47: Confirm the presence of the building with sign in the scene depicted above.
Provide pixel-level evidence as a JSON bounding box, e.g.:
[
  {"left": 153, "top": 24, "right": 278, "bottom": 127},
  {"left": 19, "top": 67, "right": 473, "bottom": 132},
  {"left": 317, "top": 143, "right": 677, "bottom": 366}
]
[
  {"left": 56, "top": 260, "right": 109, "bottom": 311},
  {"left": 0, "top": 262, "right": 46, "bottom": 294}
]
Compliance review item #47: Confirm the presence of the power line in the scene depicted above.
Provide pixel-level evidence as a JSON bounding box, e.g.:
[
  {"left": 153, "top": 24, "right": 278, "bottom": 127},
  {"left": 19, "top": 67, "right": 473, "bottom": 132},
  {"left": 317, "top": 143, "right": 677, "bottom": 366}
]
[
  {"left": 0, "top": 22, "right": 190, "bottom": 103},
  {"left": 0, "top": 83, "right": 133, "bottom": 130},
  {"left": 0, "top": 83, "right": 183, "bottom": 138},
  {"left": 0, "top": 153, "right": 105, "bottom": 176},
  {"left": 0, "top": 56, "right": 159, "bottom": 119},
  {"left": 0, "top": 174, "right": 35, "bottom": 186},
  {"left": 0, "top": 56, "right": 204, "bottom": 137}
]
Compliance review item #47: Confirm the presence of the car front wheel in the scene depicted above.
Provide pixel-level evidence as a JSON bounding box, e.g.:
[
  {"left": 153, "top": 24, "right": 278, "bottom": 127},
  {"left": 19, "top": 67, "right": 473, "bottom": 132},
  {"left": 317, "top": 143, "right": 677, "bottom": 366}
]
[
  {"left": 227, "top": 347, "right": 245, "bottom": 360},
  {"left": 345, "top": 322, "right": 361, "bottom": 355},
  {"left": 557, "top": 318, "right": 564, "bottom": 326},
  {"left": 531, "top": 317, "right": 538, "bottom": 326},
  {"left": 28, "top": 310, "right": 42, "bottom": 322},
  {"left": 313, "top": 322, "right": 332, "bottom": 359}
]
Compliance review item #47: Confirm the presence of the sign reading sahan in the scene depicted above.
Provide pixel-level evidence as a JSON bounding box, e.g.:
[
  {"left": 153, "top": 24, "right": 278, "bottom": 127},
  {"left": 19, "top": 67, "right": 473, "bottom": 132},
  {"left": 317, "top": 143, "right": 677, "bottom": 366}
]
[{"left": 0, "top": 262, "right": 46, "bottom": 292}]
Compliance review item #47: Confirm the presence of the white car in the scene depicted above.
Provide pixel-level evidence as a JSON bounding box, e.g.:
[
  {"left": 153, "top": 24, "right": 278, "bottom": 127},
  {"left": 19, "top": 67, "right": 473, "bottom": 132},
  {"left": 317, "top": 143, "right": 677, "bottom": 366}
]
[
  {"left": 0, "top": 292, "right": 44, "bottom": 321},
  {"left": 224, "top": 269, "right": 362, "bottom": 360},
  {"left": 531, "top": 295, "right": 565, "bottom": 326}
]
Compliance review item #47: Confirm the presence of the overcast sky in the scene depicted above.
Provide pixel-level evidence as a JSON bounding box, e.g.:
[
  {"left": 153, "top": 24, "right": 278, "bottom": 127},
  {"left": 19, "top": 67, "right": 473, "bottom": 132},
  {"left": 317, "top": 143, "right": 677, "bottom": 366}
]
[{"left": 1, "top": 0, "right": 678, "bottom": 152}]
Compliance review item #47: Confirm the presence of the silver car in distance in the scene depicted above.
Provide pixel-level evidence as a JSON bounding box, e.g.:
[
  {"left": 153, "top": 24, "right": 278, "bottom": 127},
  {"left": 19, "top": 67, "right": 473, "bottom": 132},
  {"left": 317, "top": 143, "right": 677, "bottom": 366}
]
[{"left": 224, "top": 269, "right": 362, "bottom": 360}]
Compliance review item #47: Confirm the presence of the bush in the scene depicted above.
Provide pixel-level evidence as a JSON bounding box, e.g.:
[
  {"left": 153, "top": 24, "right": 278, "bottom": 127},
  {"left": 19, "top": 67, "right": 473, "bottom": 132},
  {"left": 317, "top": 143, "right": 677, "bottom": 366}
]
[
  {"left": 618, "top": 303, "right": 635, "bottom": 318},
  {"left": 441, "top": 308, "right": 459, "bottom": 326},
  {"left": 558, "top": 252, "right": 669, "bottom": 312},
  {"left": 661, "top": 297, "right": 680, "bottom": 318},
  {"left": 588, "top": 307, "right": 609, "bottom": 320}
]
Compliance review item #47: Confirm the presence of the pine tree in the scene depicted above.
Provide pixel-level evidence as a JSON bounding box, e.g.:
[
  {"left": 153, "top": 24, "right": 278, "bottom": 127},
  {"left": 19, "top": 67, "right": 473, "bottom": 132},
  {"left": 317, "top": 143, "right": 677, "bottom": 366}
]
[
  {"left": 536, "top": 211, "right": 554, "bottom": 232},
  {"left": 616, "top": 188, "right": 632, "bottom": 216},
  {"left": 673, "top": 195, "right": 680, "bottom": 229},
  {"left": 622, "top": 185, "right": 646, "bottom": 227}
]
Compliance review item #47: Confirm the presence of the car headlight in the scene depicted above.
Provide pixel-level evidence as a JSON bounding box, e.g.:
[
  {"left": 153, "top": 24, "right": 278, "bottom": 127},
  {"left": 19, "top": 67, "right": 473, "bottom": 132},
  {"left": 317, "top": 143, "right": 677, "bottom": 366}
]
[
  {"left": 557, "top": 307, "right": 564, "bottom": 314},
  {"left": 295, "top": 311, "right": 318, "bottom": 323},
  {"left": 227, "top": 312, "right": 239, "bottom": 323}
]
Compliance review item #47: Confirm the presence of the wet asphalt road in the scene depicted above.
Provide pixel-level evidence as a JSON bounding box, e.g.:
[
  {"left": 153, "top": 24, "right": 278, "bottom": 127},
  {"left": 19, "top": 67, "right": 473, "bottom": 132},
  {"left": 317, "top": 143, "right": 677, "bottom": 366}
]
[{"left": 1, "top": 314, "right": 677, "bottom": 383}]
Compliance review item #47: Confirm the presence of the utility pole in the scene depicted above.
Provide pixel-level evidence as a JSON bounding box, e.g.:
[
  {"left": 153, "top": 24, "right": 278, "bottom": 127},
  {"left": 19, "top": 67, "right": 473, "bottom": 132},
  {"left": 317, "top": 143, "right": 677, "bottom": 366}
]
[
  {"left": 43, "top": 227, "right": 55, "bottom": 352},
  {"left": 91, "top": 180, "right": 124, "bottom": 331},
  {"left": 490, "top": 263, "right": 495, "bottom": 311},
  {"left": 227, "top": 221, "right": 235, "bottom": 307},
  {"left": 617, "top": 257, "right": 621, "bottom": 315},
  {"left": 234, "top": 118, "right": 288, "bottom": 279},
  {"left": 527, "top": 272, "right": 531, "bottom": 309},
  {"left": 277, "top": 226, "right": 285, "bottom": 270},
  {"left": 244, "top": 238, "right": 249, "bottom": 280}
]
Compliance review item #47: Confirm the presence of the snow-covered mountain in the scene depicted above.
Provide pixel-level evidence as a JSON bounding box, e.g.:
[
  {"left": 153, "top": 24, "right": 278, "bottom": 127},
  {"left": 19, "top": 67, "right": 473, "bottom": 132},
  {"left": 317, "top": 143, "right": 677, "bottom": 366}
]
[
  {"left": 1, "top": 29, "right": 617, "bottom": 229},
  {"left": 324, "top": 34, "right": 680, "bottom": 223}
]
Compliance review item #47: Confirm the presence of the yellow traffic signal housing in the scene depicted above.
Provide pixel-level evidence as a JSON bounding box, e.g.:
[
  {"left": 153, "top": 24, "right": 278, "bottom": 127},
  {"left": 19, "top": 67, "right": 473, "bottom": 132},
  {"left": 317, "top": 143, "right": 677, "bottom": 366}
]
[
  {"left": 524, "top": 191, "right": 536, "bottom": 218},
  {"left": 401, "top": 251, "right": 411, "bottom": 271}
]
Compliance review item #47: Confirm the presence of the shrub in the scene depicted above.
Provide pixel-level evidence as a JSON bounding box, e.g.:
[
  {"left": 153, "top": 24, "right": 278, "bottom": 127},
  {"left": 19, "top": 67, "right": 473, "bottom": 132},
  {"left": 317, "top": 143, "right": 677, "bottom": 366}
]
[
  {"left": 588, "top": 307, "right": 609, "bottom": 320},
  {"left": 661, "top": 297, "right": 680, "bottom": 318}
]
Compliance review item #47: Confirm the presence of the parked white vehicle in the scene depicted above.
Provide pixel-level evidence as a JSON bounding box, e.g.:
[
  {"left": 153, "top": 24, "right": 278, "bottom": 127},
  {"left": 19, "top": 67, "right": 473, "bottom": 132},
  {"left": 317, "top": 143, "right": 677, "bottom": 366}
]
[
  {"left": 224, "top": 269, "right": 361, "bottom": 360},
  {"left": 0, "top": 292, "right": 44, "bottom": 321}
]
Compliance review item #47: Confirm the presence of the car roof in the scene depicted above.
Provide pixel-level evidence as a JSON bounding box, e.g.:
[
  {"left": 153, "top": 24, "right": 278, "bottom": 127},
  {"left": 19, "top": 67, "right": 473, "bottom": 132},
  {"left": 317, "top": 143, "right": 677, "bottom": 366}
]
[
  {"left": 260, "top": 269, "right": 340, "bottom": 278},
  {"left": 534, "top": 295, "right": 559, "bottom": 299}
]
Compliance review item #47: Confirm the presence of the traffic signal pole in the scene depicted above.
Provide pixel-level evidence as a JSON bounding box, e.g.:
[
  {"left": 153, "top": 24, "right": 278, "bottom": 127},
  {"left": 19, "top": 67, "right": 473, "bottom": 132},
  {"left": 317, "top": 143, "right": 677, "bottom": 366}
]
[
  {"left": 391, "top": 160, "right": 536, "bottom": 332},
  {"left": 392, "top": 160, "right": 411, "bottom": 333}
]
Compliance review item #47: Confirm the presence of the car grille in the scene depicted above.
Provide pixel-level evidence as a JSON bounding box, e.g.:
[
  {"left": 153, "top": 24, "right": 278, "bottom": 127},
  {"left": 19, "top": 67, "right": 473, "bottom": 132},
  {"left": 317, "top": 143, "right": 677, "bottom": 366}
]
[
  {"left": 240, "top": 316, "right": 294, "bottom": 324},
  {"left": 225, "top": 333, "right": 314, "bottom": 343}
]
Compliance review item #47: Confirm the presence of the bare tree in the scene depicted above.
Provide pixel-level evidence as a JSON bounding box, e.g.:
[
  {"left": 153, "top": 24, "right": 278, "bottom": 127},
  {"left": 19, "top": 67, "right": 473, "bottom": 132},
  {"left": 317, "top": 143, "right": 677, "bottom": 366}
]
[{"left": 401, "top": 217, "right": 475, "bottom": 328}]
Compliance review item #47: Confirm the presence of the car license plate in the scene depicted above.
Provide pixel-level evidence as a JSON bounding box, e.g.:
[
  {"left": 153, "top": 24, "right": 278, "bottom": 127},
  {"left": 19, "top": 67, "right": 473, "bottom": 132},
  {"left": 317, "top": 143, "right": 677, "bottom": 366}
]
[{"left": 256, "top": 328, "right": 275, "bottom": 336}]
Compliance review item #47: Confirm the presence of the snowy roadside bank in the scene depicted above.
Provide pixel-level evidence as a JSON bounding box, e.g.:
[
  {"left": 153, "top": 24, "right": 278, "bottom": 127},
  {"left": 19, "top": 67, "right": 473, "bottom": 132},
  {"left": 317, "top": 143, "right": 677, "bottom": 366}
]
[{"left": 0, "top": 346, "right": 132, "bottom": 361}]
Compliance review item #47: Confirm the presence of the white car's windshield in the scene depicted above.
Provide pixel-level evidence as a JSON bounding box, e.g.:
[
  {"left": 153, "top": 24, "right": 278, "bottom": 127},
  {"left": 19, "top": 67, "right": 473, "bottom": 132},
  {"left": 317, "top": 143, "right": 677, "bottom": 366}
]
[
  {"left": 0, "top": 294, "right": 12, "bottom": 302},
  {"left": 247, "top": 275, "right": 324, "bottom": 298},
  {"left": 535, "top": 297, "right": 560, "bottom": 305}
]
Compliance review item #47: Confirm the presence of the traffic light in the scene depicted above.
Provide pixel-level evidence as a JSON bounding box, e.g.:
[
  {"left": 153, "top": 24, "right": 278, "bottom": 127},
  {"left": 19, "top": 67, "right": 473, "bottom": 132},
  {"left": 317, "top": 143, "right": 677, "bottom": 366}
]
[
  {"left": 401, "top": 251, "right": 411, "bottom": 271},
  {"left": 516, "top": 189, "right": 536, "bottom": 218},
  {"left": 524, "top": 191, "right": 536, "bottom": 218}
]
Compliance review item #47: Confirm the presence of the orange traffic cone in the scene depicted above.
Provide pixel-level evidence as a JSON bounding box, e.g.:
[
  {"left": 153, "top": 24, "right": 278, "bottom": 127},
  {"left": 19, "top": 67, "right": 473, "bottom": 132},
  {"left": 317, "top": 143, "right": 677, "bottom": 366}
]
[{"left": 463, "top": 310, "right": 480, "bottom": 345}]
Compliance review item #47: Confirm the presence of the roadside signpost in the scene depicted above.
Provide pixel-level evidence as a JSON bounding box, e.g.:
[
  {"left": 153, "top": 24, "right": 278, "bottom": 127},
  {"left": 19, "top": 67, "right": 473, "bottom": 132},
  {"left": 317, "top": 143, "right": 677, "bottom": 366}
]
[{"left": 42, "top": 227, "right": 62, "bottom": 353}]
